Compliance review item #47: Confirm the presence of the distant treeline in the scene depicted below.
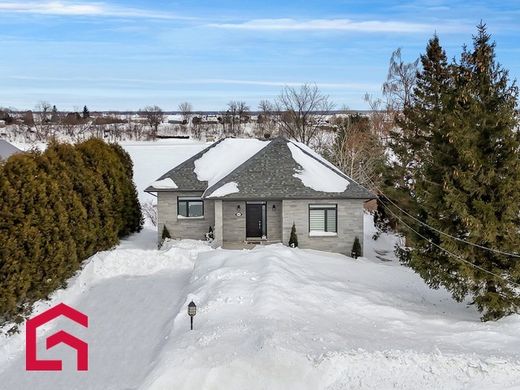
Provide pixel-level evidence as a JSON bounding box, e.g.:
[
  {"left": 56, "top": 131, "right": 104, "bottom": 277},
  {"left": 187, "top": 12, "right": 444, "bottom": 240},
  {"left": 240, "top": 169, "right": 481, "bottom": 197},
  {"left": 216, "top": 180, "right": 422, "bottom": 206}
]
[{"left": 0, "top": 139, "right": 143, "bottom": 327}]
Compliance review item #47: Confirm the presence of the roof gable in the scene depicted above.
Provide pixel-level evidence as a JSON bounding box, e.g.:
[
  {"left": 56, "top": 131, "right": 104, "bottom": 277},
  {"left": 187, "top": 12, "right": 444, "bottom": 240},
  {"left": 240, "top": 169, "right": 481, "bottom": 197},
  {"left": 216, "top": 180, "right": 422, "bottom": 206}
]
[
  {"left": 145, "top": 138, "right": 270, "bottom": 192},
  {"left": 204, "top": 137, "right": 375, "bottom": 200},
  {"left": 146, "top": 136, "right": 375, "bottom": 200}
]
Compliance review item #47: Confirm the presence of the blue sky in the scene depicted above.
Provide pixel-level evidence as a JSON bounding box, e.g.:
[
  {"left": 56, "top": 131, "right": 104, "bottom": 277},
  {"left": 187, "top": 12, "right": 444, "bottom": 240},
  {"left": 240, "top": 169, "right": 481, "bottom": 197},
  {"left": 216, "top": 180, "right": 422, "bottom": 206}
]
[{"left": 0, "top": 0, "right": 519, "bottom": 111}]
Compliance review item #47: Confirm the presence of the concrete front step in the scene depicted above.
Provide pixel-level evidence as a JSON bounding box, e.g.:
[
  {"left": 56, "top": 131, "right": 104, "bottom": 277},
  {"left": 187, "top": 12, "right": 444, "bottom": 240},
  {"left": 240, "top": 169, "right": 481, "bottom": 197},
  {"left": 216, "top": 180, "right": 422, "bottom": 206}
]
[{"left": 222, "top": 240, "right": 282, "bottom": 250}]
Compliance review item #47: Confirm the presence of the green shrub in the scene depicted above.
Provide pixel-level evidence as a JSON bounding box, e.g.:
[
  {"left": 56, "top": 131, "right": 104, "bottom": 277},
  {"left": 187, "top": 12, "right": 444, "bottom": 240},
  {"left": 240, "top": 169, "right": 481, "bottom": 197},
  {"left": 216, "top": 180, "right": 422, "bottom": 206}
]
[
  {"left": 351, "top": 236, "right": 361, "bottom": 259},
  {"left": 162, "top": 225, "right": 171, "bottom": 241},
  {"left": 289, "top": 223, "right": 298, "bottom": 248},
  {"left": 0, "top": 139, "right": 143, "bottom": 325}
]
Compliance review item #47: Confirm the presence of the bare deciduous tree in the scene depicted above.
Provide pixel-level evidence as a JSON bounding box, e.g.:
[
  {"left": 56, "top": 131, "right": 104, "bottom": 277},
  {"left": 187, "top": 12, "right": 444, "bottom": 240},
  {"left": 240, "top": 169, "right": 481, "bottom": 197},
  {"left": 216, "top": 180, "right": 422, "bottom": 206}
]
[
  {"left": 222, "top": 101, "right": 249, "bottom": 136},
  {"left": 275, "top": 84, "right": 334, "bottom": 145},
  {"left": 331, "top": 113, "right": 385, "bottom": 186},
  {"left": 382, "top": 48, "right": 419, "bottom": 110},
  {"left": 142, "top": 201, "right": 158, "bottom": 226},
  {"left": 178, "top": 102, "right": 193, "bottom": 124},
  {"left": 139, "top": 105, "right": 164, "bottom": 140},
  {"left": 256, "top": 99, "right": 276, "bottom": 137},
  {"left": 34, "top": 101, "right": 52, "bottom": 140},
  {"left": 364, "top": 93, "right": 395, "bottom": 140}
]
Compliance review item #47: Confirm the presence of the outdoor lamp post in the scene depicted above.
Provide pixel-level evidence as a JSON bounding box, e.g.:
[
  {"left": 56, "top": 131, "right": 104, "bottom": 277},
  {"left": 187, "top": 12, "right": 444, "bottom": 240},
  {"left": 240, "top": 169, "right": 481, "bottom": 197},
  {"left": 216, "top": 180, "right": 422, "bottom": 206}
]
[{"left": 188, "top": 301, "right": 197, "bottom": 330}]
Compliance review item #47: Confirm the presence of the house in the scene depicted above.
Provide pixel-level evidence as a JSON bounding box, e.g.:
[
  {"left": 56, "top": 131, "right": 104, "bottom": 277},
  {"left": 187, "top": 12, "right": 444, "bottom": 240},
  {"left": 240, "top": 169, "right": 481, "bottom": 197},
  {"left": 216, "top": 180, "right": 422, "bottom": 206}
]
[
  {"left": 145, "top": 137, "right": 375, "bottom": 255},
  {"left": 0, "top": 140, "right": 22, "bottom": 160}
]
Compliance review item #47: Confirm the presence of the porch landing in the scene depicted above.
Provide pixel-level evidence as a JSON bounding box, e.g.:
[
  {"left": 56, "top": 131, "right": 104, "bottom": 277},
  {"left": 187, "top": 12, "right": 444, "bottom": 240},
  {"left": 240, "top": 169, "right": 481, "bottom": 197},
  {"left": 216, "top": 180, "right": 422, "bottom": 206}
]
[{"left": 222, "top": 240, "right": 283, "bottom": 250}]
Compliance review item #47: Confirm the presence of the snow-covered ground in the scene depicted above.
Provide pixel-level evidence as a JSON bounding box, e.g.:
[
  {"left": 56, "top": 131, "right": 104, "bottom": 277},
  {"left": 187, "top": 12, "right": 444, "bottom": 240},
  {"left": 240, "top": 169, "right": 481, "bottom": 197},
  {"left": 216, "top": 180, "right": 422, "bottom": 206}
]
[
  {"left": 120, "top": 139, "right": 208, "bottom": 203},
  {"left": 1, "top": 140, "right": 519, "bottom": 389}
]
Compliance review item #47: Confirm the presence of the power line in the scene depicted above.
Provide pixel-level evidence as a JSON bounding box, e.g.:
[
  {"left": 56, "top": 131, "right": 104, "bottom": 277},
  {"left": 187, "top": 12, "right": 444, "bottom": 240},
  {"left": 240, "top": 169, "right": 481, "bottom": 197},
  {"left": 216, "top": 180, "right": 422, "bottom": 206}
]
[
  {"left": 359, "top": 167, "right": 520, "bottom": 259},
  {"left": 369, "top": 186, "right": 520, "bottom": 289}
]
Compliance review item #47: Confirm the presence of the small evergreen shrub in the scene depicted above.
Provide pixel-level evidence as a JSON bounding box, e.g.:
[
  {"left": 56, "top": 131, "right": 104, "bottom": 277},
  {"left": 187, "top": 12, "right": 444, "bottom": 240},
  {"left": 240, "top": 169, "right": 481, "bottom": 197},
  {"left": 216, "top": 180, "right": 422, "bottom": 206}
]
[
  {"left": 289, "top": 223, "right": 298, "bottom": 248},
  {"left": 162, "top": 225, "right": 171, "bottom": 242},
  {"left": 207, "top": 226, "right": 214, "bottom": 241},
  {"left": 351, "top": 236, "right": 361, "bottom": 259}
]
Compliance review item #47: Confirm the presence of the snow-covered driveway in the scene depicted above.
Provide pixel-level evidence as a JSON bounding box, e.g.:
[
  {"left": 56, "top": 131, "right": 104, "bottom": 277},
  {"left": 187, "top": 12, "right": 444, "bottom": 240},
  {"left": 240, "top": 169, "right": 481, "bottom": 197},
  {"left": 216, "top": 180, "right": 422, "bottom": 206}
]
[
  {"left": 0, "top": 233, "right": 209, "bottom": 390},
  {"left": 1, "top": 273, "right": 191, "bottom": 389}
]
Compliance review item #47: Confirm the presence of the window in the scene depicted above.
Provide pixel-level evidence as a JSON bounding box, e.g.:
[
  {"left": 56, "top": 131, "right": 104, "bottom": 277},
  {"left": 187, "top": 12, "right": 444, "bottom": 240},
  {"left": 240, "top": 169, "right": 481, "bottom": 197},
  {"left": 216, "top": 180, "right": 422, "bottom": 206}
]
[
  {"left": 309, "top": 204, "right": 337, "bottom": 233},
  {"left": 178, "top": 197, "right": 204, "bottom": 218}
]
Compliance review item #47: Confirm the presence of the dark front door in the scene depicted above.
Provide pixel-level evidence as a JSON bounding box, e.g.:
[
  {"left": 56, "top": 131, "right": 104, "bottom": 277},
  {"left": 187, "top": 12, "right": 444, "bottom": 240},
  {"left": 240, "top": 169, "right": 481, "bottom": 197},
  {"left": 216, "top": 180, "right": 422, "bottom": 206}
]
[{"left": 246, "top": 203, "right": 266, "bottom": 238}]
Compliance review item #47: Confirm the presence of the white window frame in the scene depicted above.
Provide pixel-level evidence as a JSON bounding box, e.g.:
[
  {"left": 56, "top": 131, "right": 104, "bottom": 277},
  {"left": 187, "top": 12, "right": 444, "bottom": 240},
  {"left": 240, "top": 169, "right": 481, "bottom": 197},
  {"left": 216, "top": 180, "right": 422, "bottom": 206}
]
[{"left": 308, "top": 204, "right": 337, "bottom": 235}]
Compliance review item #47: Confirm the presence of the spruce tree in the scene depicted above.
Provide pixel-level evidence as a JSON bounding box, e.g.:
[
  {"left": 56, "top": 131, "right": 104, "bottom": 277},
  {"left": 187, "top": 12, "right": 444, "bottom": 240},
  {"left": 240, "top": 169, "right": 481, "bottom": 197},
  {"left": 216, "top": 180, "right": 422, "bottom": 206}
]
[
  {"left": 388, "top": 25, "right": 520, "bottom": 320},
  {"left": 435, "top": 24, "right": 520, "bottom": 320},
  {"left": 82, "top": 105, "right": 90, "bottom": 119}
]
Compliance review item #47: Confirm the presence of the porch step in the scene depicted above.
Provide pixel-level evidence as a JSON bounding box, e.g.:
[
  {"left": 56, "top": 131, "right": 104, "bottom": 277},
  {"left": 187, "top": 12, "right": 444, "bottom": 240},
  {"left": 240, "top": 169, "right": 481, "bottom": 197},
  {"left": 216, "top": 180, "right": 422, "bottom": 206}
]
[
  {"left": 222, "top": 240, "right": 282, "bottom": 250},
  {"left": 245, "top": 240, "right": 282, "bottom": 245}
]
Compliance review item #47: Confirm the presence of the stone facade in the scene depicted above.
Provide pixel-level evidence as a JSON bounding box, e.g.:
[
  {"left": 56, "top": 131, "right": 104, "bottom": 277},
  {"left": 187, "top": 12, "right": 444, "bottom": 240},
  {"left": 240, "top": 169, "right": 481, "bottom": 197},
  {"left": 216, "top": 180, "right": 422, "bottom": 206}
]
[
  {"left": 281, "top": 198, "right": 365, "bottom": 255},
  {"left": 157, "top": 191, "right": 215, "bottom": 242},
  {"left": 158, "top": 193, "right": 364, "bottom": 256},
  {"left": 219, "top": 200, "right": 283, "bottom": 244}
]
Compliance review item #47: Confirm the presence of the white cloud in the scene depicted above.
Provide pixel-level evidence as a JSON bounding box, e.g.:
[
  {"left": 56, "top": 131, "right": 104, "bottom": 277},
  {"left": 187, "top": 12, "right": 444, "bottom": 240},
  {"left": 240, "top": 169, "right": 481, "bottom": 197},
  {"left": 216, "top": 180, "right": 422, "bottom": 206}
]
[
  {"left": 198, "top": 78, "right": 378, "bottom": 90},
  {"left": 208, "top": 18, "right": 454, "bottom": 33},
  {"left": 7, "top": 75, "right": 378, "bottom": 90},
  {"left": 0, "top": 1, "right": 188, "bottom": 19}
]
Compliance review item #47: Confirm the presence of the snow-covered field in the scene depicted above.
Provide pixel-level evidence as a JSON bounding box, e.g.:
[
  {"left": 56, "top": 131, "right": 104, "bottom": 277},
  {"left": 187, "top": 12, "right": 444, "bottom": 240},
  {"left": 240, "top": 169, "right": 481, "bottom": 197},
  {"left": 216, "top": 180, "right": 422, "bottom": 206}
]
[
  {"left": 120, "top": 139, "right": 209, "bottom": 202},
  {"left": 1, "top": 140, "right": 519, "bottom": 389}
]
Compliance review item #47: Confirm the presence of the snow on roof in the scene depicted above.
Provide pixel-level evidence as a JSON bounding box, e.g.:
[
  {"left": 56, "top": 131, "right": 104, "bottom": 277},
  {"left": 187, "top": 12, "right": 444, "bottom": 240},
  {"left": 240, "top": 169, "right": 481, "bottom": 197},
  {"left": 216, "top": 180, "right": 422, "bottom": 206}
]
[
  {"left": 290, "top": 140, "right": 346, "bottom": 176},
  {"left": 206, "top": 182, "right": 239, "bottom": 198},
  {"left": 151, "top": 178, "right": 178, "bottom": 189},
  {"left": 287, "top": 142, "right": 349, "bottom": 193},
  {"left": 194, "top": 138, "right": 269, "bottom": 187},
  {"left": 0, "top": 140, "right": 22, "bottom": 159}
]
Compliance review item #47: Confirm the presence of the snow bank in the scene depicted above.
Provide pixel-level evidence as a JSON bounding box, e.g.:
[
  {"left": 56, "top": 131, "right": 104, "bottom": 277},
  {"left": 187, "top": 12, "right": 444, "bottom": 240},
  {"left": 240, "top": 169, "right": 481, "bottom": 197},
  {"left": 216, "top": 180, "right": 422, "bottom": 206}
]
[
  {"left": 288, "top": 142, "right": 349, "bottom": 192},
  {"left": 2, "top": 217, "right": 520, "bottom": 390},
  {"left": 141, "top": 242, "right": 520, "bottom": 390},
  {"left": 206, "top": 181, "right": 239, "bottom": 198},
  {"left": 194, "top": 139, "right": 269, "bottom": 187},
  {"left": 0, "top": 232, "right": 212, "bottom": 371}
]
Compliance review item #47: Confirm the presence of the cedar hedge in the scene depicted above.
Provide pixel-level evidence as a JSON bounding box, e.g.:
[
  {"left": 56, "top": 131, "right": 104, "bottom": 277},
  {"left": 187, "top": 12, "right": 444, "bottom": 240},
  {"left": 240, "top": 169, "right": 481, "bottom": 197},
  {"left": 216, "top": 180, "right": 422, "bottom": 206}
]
[{"left": 0, "top": 139, "right": 143, "bottom": 325}]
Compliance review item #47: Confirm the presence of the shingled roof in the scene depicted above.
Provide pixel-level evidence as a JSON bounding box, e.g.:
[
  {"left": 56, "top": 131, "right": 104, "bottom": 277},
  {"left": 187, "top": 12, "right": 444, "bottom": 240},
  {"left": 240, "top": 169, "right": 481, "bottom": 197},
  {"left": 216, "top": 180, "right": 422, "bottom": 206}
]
[
  {"left": 145, "top": 139, "right": 226, "bottom": 192},
  {"left": 146, "top": 137, "right": 375, "bottom": 200}
]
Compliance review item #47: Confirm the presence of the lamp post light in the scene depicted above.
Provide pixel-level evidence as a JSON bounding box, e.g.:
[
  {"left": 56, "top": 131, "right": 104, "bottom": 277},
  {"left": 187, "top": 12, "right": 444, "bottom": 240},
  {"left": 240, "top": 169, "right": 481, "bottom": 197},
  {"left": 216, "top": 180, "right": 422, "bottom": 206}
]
[{"left": 188, "top": 301, "right": 197, "bottom": 330}]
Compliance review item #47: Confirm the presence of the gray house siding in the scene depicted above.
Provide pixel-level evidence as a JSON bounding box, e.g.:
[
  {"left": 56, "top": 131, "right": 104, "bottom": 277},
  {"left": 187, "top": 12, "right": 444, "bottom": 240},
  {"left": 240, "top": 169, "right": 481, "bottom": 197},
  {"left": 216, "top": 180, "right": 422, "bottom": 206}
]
[
  {"left": 220, "top": 200, "right": 283, "bottom": 243},
  {"left": 157, "top": 191, "right": 215, "bottom": 242},
  {"left": 158, "top": 195, "right": 363, "bottom": 255},
  {"left": 281, "top": 199, "right": 365, "bottom": 255},
  {"left": 222, "top": 201, "right": 245, "bottom": 242},
  {"left": 267, "top": 200, "right": 282, "bottom": 241}
]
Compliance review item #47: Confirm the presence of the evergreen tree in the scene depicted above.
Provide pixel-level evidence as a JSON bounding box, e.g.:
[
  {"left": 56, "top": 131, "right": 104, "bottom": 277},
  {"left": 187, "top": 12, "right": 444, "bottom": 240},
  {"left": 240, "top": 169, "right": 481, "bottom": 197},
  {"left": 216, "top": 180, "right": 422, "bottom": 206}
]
[
  {"left": 351, "top": 237, "right": 361, "bottom": 259},
  {"left": 386, "top": 24, "right": 520, "bottom": 320},
  {"left": 0, "top": 139, "right": 144, "bottom": 325},
  {"left": 82, "top": 105, "right": 90, "bottom": 119},
  {"left": 162, "top": 225, "right": 171, "bottom": 241},
  {"left": 289, "top": 223, "right": 298, "bottom": 248},
  {"left": 41, "top": 143, "right": 91, "bottom": 260},
  {"left": 109, "top": 143, "right": 143, "bottom": 235}
]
